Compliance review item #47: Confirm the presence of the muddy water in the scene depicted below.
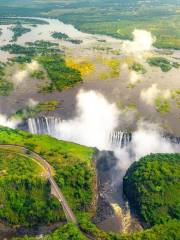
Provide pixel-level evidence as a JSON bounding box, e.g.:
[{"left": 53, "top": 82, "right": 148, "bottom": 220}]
[{"left": 94, "top": 151, "right": 142, "bottom": 234}]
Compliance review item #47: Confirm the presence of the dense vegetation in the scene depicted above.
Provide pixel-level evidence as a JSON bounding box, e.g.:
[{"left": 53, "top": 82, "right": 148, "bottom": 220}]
[
  {"left": 12, "top": 218, "right": 180, "bottom": 239},
  {"left": 12, "top": 101, "right": 60, "bottom": 120},
  {"left": 123, "top": 153, "right": 180, "bottom": 226},
  {"left": 10, "top": 24, "right": 31, "bottom": 42},
  {"left": 38, "top": 55, "right": 82, "bottom": 92},
  {"left": 1, "top": 41, "right": 59, "bottom": 56},
  {"left": 110, "top": 220, "right": 180, "bottom": 240},
  {"left": 155, "top": 96, "right": 170, "bottom": 113},
  {"left": 0, "top": 1, "right": 179, "bottom": 49},
  {"left": 0, "top": 62, "right": 13, "bottom": 95},
  {"left": 14, "top": 222, "right": 88, "bottom": 240},
  {"left": 147, "top": 57, "right": 179, "bottom": 72},
  {"left": 0, "top": 127, "right": 95, "bottom": 217},
  {"left": 1, "top": 42, "right": 83, "bottom": 92},
  {"left": 0, "top": 148, "right": 64, "bottom": 226},
  {"left": 0, "top": 17, "right": 47, "bottom": 25},
  {"left": 0, "top": 129, "right": 179, "bottom": 239},
  {"left": 52, "top": 32, "right": 82, "bottom": 44},
  {"left": 129, "top": 63, "right": 146, "bottom": 74}
]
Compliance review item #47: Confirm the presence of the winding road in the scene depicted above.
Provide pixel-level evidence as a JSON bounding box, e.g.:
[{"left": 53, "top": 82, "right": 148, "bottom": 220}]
[{"left": 0, "top": 144, "right": 77, "bottom": 225}]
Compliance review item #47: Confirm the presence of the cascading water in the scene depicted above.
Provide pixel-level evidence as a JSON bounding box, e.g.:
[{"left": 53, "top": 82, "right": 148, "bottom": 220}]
[
  {"left": 25, "top": 116, "right": 180, "bottom": 233},
  {"left": 27, "top": 116, "right": 180, "bottom": 148},
  {"left": 27, "top": 116, "right": 132, "bottom": 149},
  {"left": 27, "top": 117, "right": 62, "bottom": 135},
  {"left": 110, "top": 131, "right": 132, "bottom": 148}
]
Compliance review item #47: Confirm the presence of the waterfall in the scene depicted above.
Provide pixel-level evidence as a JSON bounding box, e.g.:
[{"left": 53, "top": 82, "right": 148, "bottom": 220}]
[
  {"left": 27, "top": 117, "right": 132, "bottom": 149},
  {"left": 110, "top": 131, "right": 132, "bottom": 148},
  {"left": 27, "top": 117, "right": 180, "bottom": 148},
  {"left": 27, "top": 116, "right": 62, "bottom": 135}
]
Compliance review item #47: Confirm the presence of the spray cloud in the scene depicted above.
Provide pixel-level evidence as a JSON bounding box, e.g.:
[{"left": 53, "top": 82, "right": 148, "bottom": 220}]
[
  {"left": 140, "top": 84, "right": 171, "bottom": 105},
  {"left": 0, "top": 114, "right": 19, "bottom": 129},
  {"left": 122, "top": 29, "right": 155, "bottom": 57},
  {"left": 53, "top": 90, "right": 179, "bottom": 171},
  {"left": 56, "top": 90, "right": 120, "bottom": 150}
]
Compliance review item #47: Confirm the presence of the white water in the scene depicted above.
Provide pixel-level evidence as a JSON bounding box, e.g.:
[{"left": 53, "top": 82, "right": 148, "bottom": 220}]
[{"left": 27, "top": 116, "right": 132, "bottom": 149}]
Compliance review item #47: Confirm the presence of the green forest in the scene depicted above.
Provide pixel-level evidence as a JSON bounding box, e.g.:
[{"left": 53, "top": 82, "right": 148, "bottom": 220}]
[
  {"left": 38, "top": 54, "right": 82, "bottom": 92},
  {"left": 0, "top": 0, "right": 179, "bottom": 49},
  {"left": 123, "top": 153, "right": 180, "bottom": 226},
  {"left": 0, "top": 148, "right": 64, "bottom": 226},
  {"left": 0, "top": 126, "right": 95, "bottom": 218},
  {"left": 0, "top": 41, "right": 83, "bottom": 95},
  {"left": 0, "top": 127, "right": 179, "bottom": 239}
]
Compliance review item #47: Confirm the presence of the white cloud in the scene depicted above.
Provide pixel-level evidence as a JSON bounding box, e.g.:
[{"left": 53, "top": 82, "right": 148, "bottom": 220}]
[
  {"left": 55, "top": 90, "right": 120, "bottom": 150},
  {"left": 122, "top": 29, "right": 155, "bottom": 56},
  {"left": 140, "top": 84, "right": 171, "bottom": 105},
  {"left": 129, "top": 71, "right": 140, "bottom": 84}
]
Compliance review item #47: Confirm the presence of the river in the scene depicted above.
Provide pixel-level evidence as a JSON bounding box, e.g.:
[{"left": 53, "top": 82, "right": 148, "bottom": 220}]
[{"left": 0, "top": 16, "right": 180, "bottom": 238}]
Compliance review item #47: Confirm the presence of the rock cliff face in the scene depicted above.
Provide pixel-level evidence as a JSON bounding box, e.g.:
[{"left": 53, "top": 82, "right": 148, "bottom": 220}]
[{"left": 93, "top": 150, "right": 142, "bottom": 233}]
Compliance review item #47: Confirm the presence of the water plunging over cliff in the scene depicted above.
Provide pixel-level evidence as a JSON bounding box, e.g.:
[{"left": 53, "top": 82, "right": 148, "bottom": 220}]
[
  {"left": 28, "top": 117, "right": 62, "bottom": 135},
  {"left": 27, "top": 116, "right": 132, "bottom": 149}
]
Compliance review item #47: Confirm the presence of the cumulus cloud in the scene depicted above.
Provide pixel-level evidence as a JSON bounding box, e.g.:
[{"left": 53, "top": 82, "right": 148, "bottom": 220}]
[
  {"left": 55, "top": 90, "right": 120, "bottom": 150},
  {"left": 122, "top": 29, "right": 155, "bottom": 56},
  {"left": 0, "top": 114, "right": 19, "bottom": 129},
  {"left": 140, "top": 84, "right": 171, "bottom": 105}
]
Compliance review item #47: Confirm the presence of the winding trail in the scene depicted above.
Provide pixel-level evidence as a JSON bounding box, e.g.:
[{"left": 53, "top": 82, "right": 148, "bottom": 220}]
[{"left": 0, "top": 144, "right": 77, "bottom": 225}]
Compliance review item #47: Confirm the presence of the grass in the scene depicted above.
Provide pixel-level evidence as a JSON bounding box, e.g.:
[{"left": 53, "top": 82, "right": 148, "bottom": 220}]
[{"left": 0, "top": 148, "right": 44, "bottom": 178}]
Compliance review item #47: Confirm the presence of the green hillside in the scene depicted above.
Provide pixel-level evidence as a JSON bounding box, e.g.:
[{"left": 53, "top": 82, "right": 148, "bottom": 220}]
[
  {"left": 0, "top": 148, "right": 64, "bottom": 226},
  {"left": 0, "top": 131, "right": 178, "bottom": 239},
  {"left": 123, "top": 153, "right": 180, "bottom": 226},
  {"left": 0, "top": 126, "right": 95, "bottom": 220}
]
